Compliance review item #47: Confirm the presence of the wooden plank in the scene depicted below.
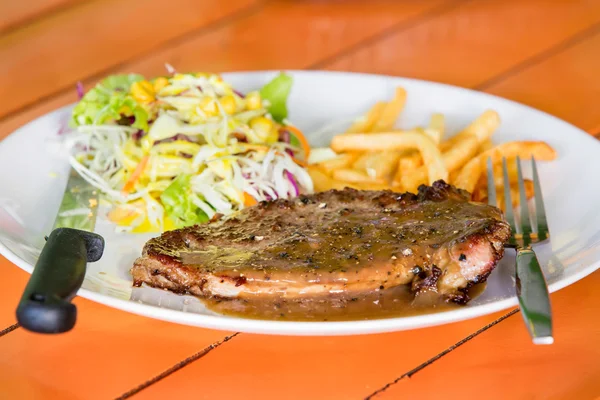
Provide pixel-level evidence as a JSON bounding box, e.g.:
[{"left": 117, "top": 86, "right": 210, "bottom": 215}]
[
  {"left": 0, "top": 0, "right": 449, "bottom": 140},
  {"left": 377, "top": 271, "right": 600, "bottom": 400},
  {"left": 132, "top": 310, "right": 518, "bottom": 400},
  {"left": 325, "top": 0, "right": 600, "bottom": 90},
  {"left": 0, "top": 258, "right": 234, "bottom": 399},
  {"left": 0, "top": 0, "right": 81, "bottom": 34},
  {"left": 484, "top": 31, "right": 600, "bottom": 133},
  {"left": 0, "top": 0, "right": 262, "bottom": 120}
]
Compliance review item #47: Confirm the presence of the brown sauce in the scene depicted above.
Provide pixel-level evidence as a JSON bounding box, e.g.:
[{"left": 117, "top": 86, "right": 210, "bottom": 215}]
[{"left": 203, "top": 283, "right": 486, "bottom": 321}]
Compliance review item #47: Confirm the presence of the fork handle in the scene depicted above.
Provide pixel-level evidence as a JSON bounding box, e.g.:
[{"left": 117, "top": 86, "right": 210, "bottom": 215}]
[{"left": 515, "top": 247, "right": 553, "bottom": 344}]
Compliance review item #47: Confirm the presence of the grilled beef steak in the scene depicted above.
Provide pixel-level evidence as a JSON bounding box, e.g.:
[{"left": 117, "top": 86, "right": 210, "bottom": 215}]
[{"left": 132, "top": 181, "right": 510, "bottom": 304}]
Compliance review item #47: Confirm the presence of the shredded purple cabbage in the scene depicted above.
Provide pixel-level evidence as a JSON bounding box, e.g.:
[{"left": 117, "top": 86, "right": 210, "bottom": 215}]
[
  {"left": 165, "top": 63, "right": 176, "bottom": 75},
  {"left": 278, "top": 129, "right": 295, "bottom": 156},
  {"left": 57, "top": 113, "right": 71, "bottom": 136},
  {"left": 233, "top": 89, "right": 245, "bottom": 98},
  {"left": 285, "top": 170, "right": 299, "bottom": 196},
  {"left": 76, "top": 82, "right": 84, "bottom": 99},
  {"left": 132, "top": 130, "right": 146, "bottom": 141},
  {"left": 263, "top": 192, "right": 273, "bottom": 201}
]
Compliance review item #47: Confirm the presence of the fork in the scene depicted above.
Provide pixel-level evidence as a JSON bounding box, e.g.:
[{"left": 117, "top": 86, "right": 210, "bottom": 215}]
[{"left": 487, "top": 156, "right": 553, "bottom": 345}]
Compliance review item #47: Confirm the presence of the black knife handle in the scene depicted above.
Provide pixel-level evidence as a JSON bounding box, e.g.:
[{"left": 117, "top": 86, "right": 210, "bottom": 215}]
[{"left": 16, "top": 228, "right": 105, "bottom": 334}]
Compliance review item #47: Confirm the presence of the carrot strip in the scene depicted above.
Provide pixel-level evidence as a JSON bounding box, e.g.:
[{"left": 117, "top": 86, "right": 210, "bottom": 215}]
[
  {"left": 122, "top": 155, "right": 149, "bottom": 194},
  {"left": 285, "top": 125, "right": 311, "bottom": 160},
  {"left": 292, "top": 157, "right": 308, "bottom": 167},
  {"left": 243, "top": 192, "right": 258, "bottom": 206}
]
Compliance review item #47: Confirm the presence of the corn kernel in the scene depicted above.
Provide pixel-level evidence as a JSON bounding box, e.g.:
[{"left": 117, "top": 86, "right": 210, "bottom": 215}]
[
  {"left": 152, "top": 77, "right": 169, "bottom": 92},
  {"left": 199, "top": 97, "right": 218, "bottom": 117},
  {"left": 130, "top": 80, "right": 155, "bottom": 103},
  {"left": 245, "top": 91, "right": 262, "bottom": 110},
  {"left": 219, "top": 95, "right": 237, "bottom": 114},
  {"left": 250, "top": 116, "right": 275, "bottom": 141}
]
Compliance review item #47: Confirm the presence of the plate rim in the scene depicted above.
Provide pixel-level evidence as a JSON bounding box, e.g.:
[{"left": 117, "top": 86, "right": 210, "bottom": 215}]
[{"left": 2, "top": 69, "right": 599, "bottom": 335}]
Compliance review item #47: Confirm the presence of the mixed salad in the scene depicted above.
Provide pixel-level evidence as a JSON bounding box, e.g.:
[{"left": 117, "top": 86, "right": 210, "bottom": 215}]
[{"left": 68, "top": 69, "right": 313, "bottom": 233}]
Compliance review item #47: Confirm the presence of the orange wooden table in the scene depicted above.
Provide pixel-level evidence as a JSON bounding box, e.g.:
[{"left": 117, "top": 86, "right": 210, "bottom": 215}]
[{"left": 2, "top": 1, "right": 600, "bottom": 399}]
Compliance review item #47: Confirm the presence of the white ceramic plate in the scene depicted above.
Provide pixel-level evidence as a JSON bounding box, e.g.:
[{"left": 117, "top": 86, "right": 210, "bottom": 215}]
[{"left": 1, "top": 71, "right": 599, "bottom": 335}]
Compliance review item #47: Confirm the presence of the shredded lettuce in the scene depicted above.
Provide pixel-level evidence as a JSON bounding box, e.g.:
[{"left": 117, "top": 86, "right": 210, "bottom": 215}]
[
  {"left": 71, "top": 74, "right": 149, "bottom": 131},
  {"left": 102, "top": 74, "right": 145, "bottom": 92},
  {"left": 160, "top": 174, "right": 209, "bottom": 228},
  {"left": 259, "top": 73, "right": 293, "bottom": 123}
]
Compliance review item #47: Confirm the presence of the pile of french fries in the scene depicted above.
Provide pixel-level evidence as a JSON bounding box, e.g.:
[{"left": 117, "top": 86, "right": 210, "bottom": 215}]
[{"left": 308, "top": 87, "right": 557, "bottom": 211}]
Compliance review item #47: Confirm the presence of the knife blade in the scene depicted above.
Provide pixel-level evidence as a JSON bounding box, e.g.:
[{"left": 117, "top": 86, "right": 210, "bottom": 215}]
[{"left": 16, "top": 167, "right": 105, "bottom": 334}]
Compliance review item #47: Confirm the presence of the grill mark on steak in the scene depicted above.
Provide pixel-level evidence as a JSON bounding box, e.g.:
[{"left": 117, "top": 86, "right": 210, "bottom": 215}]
[{"left": 132, "top": 181, "right": 510, "bottom": 307}]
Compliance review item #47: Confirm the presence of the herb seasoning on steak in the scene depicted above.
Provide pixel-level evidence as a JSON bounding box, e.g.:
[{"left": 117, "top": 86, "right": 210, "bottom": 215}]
[{"left": 131, "top": 181, "right": 510, "bottom": 317}]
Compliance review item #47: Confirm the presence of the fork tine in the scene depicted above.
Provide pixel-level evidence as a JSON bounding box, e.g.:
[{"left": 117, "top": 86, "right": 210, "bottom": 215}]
[
  {"left": 531, "top": 156, "right": 549, "bottom": 241},
  {"left": 486, "top": 157, "right": 497, "bottom": 207},
  {"left": 502, "top": 157, "right": 519, "bottom": 234},
  {"left": 516, "top": 156, "right": 532, "bottom": 247}
]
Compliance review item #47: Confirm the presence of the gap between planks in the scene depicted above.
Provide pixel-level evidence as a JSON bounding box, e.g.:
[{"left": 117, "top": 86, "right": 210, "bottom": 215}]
[
  {"left": 0, "top": 1, "right": 597, "bottom": 397},
  {"left": 0, "top": 322, "right": 20, "bottom": 338},
  {"left": 308, "top": 0, "right": 468, "bottom": 70},
  {"left": 474, "top": 20, "right": 600, "bottom": 91},
  {"left": 113, "top": 332, "right": 240, "bottom": 400},
  {"left": 363, "top": 309, "right": 520, "bottom": 399},
  {"left": 0, "top": 0, "right": 85, "bottom": 36},
  {"left": 109, "top": 310, "right": 518, "bottom": 399},
  {"left": 0, "top": 1, "right": 268, "bottom": 125}
]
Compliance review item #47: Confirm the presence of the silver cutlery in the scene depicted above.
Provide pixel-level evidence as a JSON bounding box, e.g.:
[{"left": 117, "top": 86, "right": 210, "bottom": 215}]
[{"left": 487, "top": 156, "right": 553, "bottom": 344}]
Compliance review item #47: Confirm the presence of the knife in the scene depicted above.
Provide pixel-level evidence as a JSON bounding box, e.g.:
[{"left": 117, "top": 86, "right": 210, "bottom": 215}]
[{"left": 16, "top": 167, "right": 105, "bottom": 334}]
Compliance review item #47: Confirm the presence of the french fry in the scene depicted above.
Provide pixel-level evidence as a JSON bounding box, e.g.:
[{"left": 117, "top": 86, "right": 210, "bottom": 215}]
[
  {"left": 331, "top": 131, "right": 448, "bottom": 185},
  {"left": 472, "top": 184, "right": 488, "bottom": 202},
  {"left": 307, "top": 166, "right": 335, "bottom": 192},
  {"left": 309, "top": 166, "right": 366, "bottom": 191},
  {"left": 332, "top": 168, "right": 387, "bottom": 184},
  {"left": 367, "top": 151, "right": 402, "bottom": 180},
  {"left": 479, "top": 139, "right": 494, "bottom": 152},
  {"left": 417, "top": 127, "right": 441, "bottom": 146},
  {"left": 440, "top": 138, "right": 456, "bottom": 152},
  {"left": 445, "top": 110, "right": 501, "bottom": 170},
  {"left": 403, "top": 110, "right": 501, "bottom": 192},
  {"left": 315, "top": 153, "right": 359, "bottom": 175},
  {"left": 398, "top": 151, "right": 422, "bottom": 171},
  {"left": 392, "top": 150, "right": 422, "bottom": 187},
  {"left": 345, "top": 102, "right": 386, "bottom": 134},
  {"left": 439, "top": 111, "right": 498, "bottom": 152},
  {"left": 453, "top": 141, "right": 556, "bottom": 193},
  {"left": 459, "top": 110, "right": 501, "bottom": 142},
  {"left": 429, "top": 113, "right": 445, "bottom": 142},
  {"left": 353, "top": 151, "right": 401, "bottom": 180},
  {"left": 371, "top": 87, "right": 407, "bottom": 132},
  {"left": 486, "top": 158, "right": 519, "bottom": 189},
  {"left": 449, "top": 168, "right": 462, "bottom": 186},
  {"left": 352, "top": 152, "right": 375, "bottom": 170},
  {"left": 484, "top": 180, "right": 534, "bottom": 211}
]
